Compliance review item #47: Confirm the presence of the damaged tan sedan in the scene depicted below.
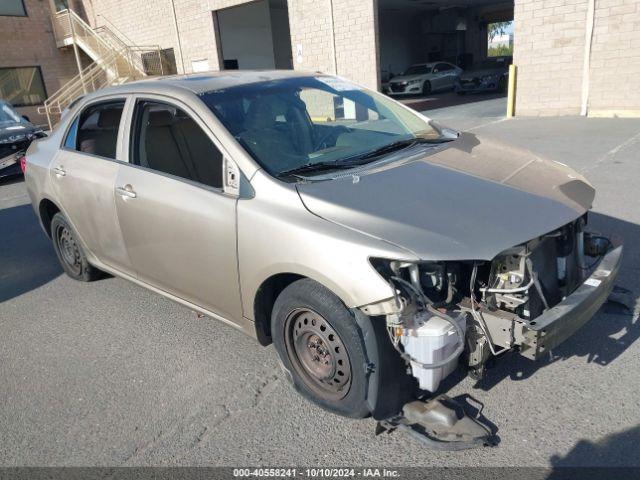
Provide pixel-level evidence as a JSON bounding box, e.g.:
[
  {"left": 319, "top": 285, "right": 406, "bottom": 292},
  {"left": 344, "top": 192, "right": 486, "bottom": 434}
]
[{"left": 24, "top": 72, "right": 622, "bottom": 428}]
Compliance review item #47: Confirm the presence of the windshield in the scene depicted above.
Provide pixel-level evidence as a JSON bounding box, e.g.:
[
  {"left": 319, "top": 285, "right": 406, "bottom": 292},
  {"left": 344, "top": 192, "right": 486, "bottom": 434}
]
[
  {"left": 200, "top": 76, "right": 442, "bottom": 178},
  {"left": 0, "top": 102, "right": 22, "bottom": 127},
  {"left": 403, "top": 65, "right": 431, "bottom": 75}
]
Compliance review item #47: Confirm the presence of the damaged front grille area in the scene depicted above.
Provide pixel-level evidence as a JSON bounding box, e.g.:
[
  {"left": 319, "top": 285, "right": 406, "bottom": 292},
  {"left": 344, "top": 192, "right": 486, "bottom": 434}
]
[{"left": 369, "top": 214, "right": 618, "bottom": 387}]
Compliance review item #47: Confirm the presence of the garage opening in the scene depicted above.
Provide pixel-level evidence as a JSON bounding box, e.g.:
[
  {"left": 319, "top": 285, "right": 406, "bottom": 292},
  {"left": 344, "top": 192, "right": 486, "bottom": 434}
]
[
  {"left": 215, "top": 0, "right": 293, "bottom": 70},
  {"left": 377, "top": 0, "right": 514, "bottom": 116}
]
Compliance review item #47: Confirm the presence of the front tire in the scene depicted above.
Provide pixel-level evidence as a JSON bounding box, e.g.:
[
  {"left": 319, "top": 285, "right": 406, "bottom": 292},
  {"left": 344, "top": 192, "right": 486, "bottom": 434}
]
[
  {"left": 422, "top": 81, "right": 432, "bottom": 95},
  {"left": 271, "top": 279, "right": 375, "bottom": 418},
  {"left": 51, "top": 212, "right": 103, "bottom": 282}
]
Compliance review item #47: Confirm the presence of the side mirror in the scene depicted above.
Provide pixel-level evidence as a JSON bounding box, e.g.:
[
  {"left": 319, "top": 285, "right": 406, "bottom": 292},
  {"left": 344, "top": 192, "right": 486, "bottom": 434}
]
[{"left": 22, "top": 115, "right": 31, "bottom": 123}]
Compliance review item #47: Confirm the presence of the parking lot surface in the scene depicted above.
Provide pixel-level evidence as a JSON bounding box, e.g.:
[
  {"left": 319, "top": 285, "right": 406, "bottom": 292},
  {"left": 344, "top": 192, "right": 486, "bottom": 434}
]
[{"left": 1, "top": 106, "right": 639, "bottom": 467}]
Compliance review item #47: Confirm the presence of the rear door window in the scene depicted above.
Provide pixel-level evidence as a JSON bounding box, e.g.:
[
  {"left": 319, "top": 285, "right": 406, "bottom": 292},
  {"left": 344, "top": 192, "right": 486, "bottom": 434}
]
[{"left": 64, "top": 100, "right": 125, "bottom": 159}]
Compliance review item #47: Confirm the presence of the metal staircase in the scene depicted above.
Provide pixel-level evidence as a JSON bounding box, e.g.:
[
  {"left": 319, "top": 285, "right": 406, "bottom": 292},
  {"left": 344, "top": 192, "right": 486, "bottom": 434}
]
[{"left": 39, "top": 9, "right": 167, "bottom": 130}]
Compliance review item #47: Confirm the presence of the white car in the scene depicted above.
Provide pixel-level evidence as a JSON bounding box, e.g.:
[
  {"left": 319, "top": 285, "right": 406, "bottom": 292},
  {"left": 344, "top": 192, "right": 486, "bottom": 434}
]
[{"left": 386, "top": 62, "right": 463, "bottom": 96}]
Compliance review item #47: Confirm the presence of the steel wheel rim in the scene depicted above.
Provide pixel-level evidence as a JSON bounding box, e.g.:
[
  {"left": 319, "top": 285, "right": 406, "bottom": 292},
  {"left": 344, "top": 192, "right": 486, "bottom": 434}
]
[
  {"left": 56, "top": 225, "right": 82, "bottom": 276},
  {"left": 284, "top": 308, "right": 352, "bottom": 401}
]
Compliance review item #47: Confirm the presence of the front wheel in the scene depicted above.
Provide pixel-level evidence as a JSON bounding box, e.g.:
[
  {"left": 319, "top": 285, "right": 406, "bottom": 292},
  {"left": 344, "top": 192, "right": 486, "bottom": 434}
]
[
  {"left": 271, "top": 279, "right": 376, "bottom": 418},
  {"left": 422, "top": 81, "right": 432, "bottom": 95}
]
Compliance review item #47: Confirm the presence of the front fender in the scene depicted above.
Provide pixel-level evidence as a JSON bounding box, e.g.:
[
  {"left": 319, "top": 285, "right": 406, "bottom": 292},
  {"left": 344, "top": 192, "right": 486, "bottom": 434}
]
[{"left": 237, "top": 172, "right": 416, "bottom": 320}]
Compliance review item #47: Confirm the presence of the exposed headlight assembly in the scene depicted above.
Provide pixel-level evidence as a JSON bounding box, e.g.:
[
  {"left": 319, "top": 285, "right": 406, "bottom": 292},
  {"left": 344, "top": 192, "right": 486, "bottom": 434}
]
[
  {"left": 370, "top": 258, "right": 463, "bottom": 307},
  {"left": 368, "top": 257, "right": 467, "bottom": 391}
]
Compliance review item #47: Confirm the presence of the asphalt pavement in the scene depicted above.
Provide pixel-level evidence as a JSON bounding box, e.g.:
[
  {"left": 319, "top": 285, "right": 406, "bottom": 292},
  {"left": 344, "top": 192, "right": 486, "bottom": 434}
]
[{"left": 1, "top": 101, "right": 639, "bottom": 468}]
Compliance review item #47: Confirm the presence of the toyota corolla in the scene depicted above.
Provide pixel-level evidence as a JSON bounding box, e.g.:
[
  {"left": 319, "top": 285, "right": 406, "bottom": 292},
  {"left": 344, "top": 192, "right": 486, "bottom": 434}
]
[{"left": 24, "top": 71, "right": 621, "bottom": 420}]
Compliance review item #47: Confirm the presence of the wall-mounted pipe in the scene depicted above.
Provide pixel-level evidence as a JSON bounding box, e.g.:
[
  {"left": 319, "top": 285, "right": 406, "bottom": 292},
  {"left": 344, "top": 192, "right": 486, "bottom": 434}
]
[{"left": 580, "top": 0, "right": 596, "bottom": 116}]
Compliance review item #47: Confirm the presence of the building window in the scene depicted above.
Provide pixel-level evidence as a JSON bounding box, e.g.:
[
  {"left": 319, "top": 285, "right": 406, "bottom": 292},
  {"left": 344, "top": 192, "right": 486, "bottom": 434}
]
[
  {"left": 53, "top": 0, "right": 69, "bottom": 12},
  {"left": 487, "top": 21, "right": 514, "bottom": 57},
  {"left": 0, "top": 0, "right": 26, "bottom": 16},
  {"left": 0, "top": 67, "right": 47, "bottom": 107}
]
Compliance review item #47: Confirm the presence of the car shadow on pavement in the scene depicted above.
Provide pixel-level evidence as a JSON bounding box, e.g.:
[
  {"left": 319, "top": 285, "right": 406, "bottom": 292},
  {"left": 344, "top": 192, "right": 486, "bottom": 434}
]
[
  {"left": 442, "top": 211, "right": 640, "bottom": 393},
  {"left": 547, "top": 425, "right": 640, "bottom": 472},
  {"left": 0, "top": 203, "right": 62, "bottom": 303}
]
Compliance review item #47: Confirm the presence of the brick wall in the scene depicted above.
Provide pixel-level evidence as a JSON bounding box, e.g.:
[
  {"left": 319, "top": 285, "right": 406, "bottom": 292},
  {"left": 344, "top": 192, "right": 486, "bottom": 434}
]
[{"left": 0, "top": 0, "right": 83, "bottom": 125}]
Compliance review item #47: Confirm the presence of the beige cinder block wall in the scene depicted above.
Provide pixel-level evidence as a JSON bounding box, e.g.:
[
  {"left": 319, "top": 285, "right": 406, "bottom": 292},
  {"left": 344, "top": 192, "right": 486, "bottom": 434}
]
[
  {"left": 260, "top": 0, "right": 380, "bottom": 89},
  {"left": 78, "top": 0, "right": 192, "bottom": 72},
  {"left": 77, "top": 0, "right": 380, "bottom": 89},
  {"left": 514, "top": 0, "right": 640, "bottom": 117},
  {"left": 513, "top": 0, "right": 588, "bottom": 116},
  {"left": 0, "top": 0, "right": 84, "bottom": 125},
  {"left": 588, "top": 0, "right": 640, "bottom": 117}
]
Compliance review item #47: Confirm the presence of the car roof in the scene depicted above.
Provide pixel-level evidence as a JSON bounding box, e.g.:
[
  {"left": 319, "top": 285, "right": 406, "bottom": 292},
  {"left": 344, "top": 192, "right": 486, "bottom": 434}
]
[{"left": 87, "top": 70, "right": 317, "bottom": 99}]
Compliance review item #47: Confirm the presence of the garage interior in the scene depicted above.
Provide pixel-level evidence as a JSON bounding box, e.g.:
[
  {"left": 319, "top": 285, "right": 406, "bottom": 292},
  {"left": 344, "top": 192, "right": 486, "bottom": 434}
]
[
  {"left": 378, "top": 0, "right": 514, "bottom": 108},
  {"left": 215, "top": 0, "right": 293, "bottom": 70}
]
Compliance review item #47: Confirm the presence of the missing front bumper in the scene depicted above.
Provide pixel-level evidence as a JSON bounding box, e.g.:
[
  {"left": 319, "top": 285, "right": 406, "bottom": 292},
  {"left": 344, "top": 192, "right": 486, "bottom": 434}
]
[{"left": 519, "top": 245, "right": 623, "bottom": 360}]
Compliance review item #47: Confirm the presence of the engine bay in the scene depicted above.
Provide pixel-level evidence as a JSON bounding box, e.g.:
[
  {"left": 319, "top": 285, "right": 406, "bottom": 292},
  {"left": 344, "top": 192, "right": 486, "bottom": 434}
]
[{"left": 370, "top": 214, "right": 616, "bottom": 390}]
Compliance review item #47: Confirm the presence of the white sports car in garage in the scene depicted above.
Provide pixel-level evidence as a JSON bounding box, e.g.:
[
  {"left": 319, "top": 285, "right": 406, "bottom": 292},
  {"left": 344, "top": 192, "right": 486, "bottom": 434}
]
[{"left": 385, "top": 62, "right": 463, "bottom": 96}]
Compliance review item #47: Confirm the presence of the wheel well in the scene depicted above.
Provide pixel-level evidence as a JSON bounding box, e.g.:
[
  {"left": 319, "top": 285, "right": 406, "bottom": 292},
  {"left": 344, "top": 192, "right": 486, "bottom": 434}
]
[
  {"left": 38, "top": 199, "right": 60, "bottom": 238},
  {"left": 253, "top": 273, "right": 304, "bottom": 346}
]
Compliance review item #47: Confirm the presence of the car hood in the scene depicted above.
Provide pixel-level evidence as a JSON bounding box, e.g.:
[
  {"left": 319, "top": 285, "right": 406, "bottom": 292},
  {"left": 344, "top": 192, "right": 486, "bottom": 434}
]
[
  {"left": 460, "top": 68, "right": 505, "bottom": 79},
  {"left": 296, "top": 133, "right": 594, "bottom": 261},
  {"left": 390, "top": 74, "right": 428, "bottom": 83}
]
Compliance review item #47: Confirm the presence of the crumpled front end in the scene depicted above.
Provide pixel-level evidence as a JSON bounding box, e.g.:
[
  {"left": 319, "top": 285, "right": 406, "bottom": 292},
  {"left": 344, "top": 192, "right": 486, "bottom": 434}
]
[{"left": 364, "top": 215, "right": 622, "bottom": 390}]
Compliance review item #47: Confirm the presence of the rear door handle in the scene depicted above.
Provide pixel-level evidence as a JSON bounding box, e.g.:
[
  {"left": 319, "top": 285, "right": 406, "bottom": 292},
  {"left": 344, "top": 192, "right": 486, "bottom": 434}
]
[
  {"left": 115, "top": 185, "right": 137, "bottom": 199},
  {"left": 53, "top": 166, "right": 66, "bottom": 177}
]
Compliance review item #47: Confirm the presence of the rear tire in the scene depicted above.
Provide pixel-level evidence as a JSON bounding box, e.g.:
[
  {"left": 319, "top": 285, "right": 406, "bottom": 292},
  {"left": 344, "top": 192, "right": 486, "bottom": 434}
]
[
  {"left": 51, "top": 212, "right": 103, "bottom": 282},
  {"left": 271, "top": 279, "right": 375, "bottom": 418}
]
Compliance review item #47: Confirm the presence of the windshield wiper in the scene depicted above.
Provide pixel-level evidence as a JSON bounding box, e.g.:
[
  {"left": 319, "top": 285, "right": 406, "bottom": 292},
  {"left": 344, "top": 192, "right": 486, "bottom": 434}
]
[
  {"left": 277, "top": 160, "right": 365, "bottom": 178},
  {"left": 355, "top": 136, "right": 455, "bottom": 161},
  {"left": 277, "top": 137, "right": 455, "bottom": 179}
]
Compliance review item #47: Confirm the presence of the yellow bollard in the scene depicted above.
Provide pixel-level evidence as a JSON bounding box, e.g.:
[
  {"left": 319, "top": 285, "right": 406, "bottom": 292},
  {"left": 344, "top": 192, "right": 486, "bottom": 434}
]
[{"left": 507, "top": 64, "right": 517, "bottom": 118}]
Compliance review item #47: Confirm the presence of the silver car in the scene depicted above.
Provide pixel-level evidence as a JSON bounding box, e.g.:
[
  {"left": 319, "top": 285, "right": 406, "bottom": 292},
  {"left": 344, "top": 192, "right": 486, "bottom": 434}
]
[
  {"left": 386, "top": 62, "right": 462, "bottom": 96},
  {"left": 24, "top": 71, "right": 622, "bottom": 420}
]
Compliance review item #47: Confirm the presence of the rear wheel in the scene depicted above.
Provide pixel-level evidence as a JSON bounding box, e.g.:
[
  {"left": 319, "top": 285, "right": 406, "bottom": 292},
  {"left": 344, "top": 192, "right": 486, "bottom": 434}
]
[
  {"left": 51, "top": 212, "right": 103, "bottom": 282},
  {"left": 272, "top": 279, "right": 374, "bottom": 417}
]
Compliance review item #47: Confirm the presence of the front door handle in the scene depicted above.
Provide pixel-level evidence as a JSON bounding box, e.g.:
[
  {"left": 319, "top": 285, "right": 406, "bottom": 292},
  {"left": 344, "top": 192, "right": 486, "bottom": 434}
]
[
  {"left": 53, "top": 166, "right": 66, "bottom": 177},
  {"left": 115, "top": 185, "right": 137, "bottom": 199}
]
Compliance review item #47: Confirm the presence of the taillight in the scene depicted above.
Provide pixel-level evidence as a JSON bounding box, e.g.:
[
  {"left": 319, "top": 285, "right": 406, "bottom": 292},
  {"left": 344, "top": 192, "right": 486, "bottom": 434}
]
[{"left": 19, "top": 155, "right": 27, "bottom": 174}]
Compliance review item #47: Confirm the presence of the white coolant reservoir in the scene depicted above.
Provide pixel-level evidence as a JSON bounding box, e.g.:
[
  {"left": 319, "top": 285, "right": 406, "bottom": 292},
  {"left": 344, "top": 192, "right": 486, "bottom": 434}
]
[{"left": 399, "top": 312, "right": 467, "bottom": 392}]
